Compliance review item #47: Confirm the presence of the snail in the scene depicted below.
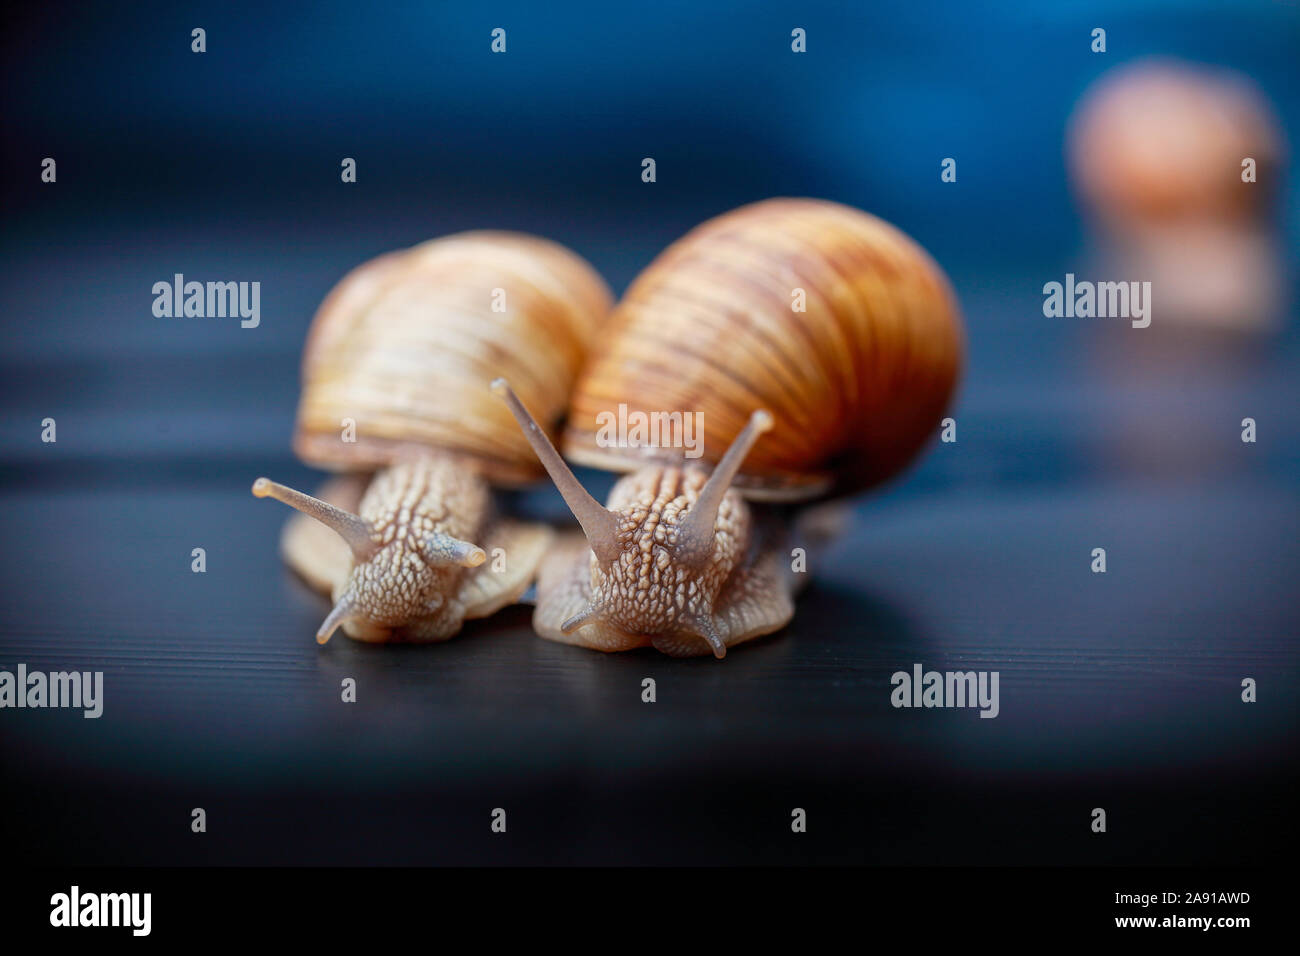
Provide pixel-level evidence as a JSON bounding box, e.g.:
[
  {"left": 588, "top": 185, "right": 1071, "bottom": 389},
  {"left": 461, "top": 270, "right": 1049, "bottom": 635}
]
[
  {"left": 252, "top": 231, "right": 612, "bottom": 644},
  {"left": 494, "top": 198, "right": 964, "bottom": 658},
  {"left": 1067, "top": 58, "right": 1285, "bottom": 331},
  {"left": 1068, "top": 59, "right": 1281, "bottom": 229}
]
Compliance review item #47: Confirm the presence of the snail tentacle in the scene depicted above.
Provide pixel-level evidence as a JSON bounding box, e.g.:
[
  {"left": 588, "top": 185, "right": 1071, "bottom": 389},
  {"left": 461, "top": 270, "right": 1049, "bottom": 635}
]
[
  {"left": 683, "top": 612, "right": 727, "bottom": 660},
  {"left": 559, "top": 602, "right": 608, "bottom": 634},
  {"left": 316, "top": 594, "right": 355, "bottom": 645},
  {"left": 492, "top": 378, "right": 622, "bottom": 567},
  {"left": 252, "top": 477, "right": 377, "bottom": 562},
  {"left": 421, "top": 533, "right": 488, "bottom": 568},
  {"left": 675, "top": 409, "right": 773, "bottom": 566}
]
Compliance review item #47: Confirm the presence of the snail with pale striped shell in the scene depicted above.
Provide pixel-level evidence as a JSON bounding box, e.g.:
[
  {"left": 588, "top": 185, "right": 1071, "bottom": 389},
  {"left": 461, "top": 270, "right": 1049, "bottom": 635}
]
[
  {"left": 496, "top": 198, "right": 964, "bottom": 658},
  {"left": 253, "top": 232, "right": 611, "bottom": 644}
]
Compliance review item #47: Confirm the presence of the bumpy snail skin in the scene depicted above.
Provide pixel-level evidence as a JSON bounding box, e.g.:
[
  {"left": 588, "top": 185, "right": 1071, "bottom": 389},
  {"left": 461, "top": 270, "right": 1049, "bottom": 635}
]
[
  {"left": 533, "top": 507, "right": 796, "bottom": 659},
  {"left": 495, "top": 379, "right": 790, "bottom": 658},
  {"left": 255, "top": 453, "right": 553, "bottom": 643}
]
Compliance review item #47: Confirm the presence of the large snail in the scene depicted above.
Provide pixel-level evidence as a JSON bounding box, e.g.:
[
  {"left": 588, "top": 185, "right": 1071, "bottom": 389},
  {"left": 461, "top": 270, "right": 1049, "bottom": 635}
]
[
  {"left": 495, "top": 198, "right": 964, "bottom": 658},
  {"left": 253, "top": 232, "right": 611, "bottom": 644}
]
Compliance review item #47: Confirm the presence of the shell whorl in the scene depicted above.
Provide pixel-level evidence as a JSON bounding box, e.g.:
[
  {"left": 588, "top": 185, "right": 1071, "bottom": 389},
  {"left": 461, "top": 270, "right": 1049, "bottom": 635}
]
[
  {"left": 562, "top": 198, "right": 964, "bottom": 500},
  {"left": 293, "top": 231, "right": 612, "bottom": 484}
]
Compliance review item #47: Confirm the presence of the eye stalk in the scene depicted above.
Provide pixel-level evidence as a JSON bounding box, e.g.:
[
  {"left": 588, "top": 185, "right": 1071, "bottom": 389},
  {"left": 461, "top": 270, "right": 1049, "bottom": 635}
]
[
  {"left": 673, "top": 409, "right": 772, "bottom": 566},
  {"left": 252, "top": 476, "right": 377, "bottom": 562},
  {"left": 492, "top": 379, "right": 623, "bottom": 567}
]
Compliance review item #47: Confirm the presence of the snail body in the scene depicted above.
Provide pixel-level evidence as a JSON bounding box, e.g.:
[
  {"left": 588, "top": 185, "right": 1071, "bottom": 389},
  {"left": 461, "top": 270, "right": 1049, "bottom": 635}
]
[
  {"left": 497, "top": 198, "right": 963, "bottom": 658},
  {"left": 254, "top": 231, "right": 611, "bottom": 644}
]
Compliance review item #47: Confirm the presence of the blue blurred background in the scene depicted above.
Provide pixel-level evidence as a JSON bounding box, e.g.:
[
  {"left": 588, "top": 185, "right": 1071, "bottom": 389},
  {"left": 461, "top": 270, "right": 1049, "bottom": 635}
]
[
  {"left": 1, "top": 1, "right": 1297, "bottom": 865},
  {"left": 2, "top": 0, "right": 1297, "bottom": 478}
]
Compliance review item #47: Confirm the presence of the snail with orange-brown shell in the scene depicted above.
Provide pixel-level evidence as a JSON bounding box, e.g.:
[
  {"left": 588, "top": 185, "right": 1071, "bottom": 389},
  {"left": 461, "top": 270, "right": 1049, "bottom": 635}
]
[
  {"left": 1068, "top": 59, "right": 1285, "bottom": 331},
  {"left": 495, "top": 198, "right": 964, "bottom": 658}
]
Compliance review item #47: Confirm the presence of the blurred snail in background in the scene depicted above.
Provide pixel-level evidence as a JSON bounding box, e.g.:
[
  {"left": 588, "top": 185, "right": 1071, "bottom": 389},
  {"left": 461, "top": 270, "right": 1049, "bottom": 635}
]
[
  {"left": 253, "top": 232, "right": 611, "bottom": 644},
  {"left": 496, "top": 198, "right": 964, "bottom": 658},
  {"left": 1068, "top": 58, "right": 1285, "bottom": 332}
]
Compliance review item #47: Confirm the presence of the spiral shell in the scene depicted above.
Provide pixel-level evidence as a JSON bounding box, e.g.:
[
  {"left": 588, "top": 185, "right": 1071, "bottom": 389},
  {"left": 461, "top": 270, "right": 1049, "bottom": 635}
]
[
  {"left": 293, "top": 231, "right": 612, "bottom": 484},
  {"left": 1068, "top": 59, "right": 1283, "bottom": 226},
  {"left": 561, "top": 198, "right": 963, "bottom": 500}
]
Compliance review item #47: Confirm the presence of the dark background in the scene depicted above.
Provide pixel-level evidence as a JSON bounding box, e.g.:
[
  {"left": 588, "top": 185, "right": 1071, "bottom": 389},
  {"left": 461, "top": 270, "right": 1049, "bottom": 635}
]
[{"left": 1, "top": 1, "right": 1296, "bottom": 865}]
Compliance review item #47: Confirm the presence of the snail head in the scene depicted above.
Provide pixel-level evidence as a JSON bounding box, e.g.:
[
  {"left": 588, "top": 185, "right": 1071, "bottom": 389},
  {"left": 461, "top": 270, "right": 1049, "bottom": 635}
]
[
  {"left": 252, "top": 461, "right": 487, "bottom": 644},
  {"left": 493, "top": 378, "right": 771, "bottom": 659}
]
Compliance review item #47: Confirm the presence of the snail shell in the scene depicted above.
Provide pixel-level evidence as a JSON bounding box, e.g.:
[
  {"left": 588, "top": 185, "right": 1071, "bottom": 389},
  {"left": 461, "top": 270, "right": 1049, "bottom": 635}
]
[
  {"left": 296, "top": 231, "right": 611, "bottom": 484},
  {"left": 1067, "top": 59, "right": 1285, "bottom": 331},
  {"left": 496, "top": 199, "right": 963, "bottom": 658},
  {"left": 562, "top": 198, "right": 963, "bottom": 501},
  {"left": 255, "top": 231, "right": 612, "bottom": 644},
  {"left": 1068, "top": 59, "right": 1282, "bottom": 228}
]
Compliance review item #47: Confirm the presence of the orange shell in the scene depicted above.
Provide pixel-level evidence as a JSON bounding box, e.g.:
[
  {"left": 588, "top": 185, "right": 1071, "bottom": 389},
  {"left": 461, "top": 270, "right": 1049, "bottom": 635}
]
[
  {"left": 1068, "top": 59, "right": 1283, "bottom": 226},
  {"left": 294, "top": 231, "right": 612, "bottom": 484},
  {"left": 562, "top": 199, "right": 964, "bottom": 500}
]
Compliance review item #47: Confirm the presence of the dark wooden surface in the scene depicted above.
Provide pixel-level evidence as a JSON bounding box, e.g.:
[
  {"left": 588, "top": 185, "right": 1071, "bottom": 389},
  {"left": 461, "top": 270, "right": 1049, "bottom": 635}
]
[{"left": 2, "top": 298, "right": 1296, "bottom": 865}]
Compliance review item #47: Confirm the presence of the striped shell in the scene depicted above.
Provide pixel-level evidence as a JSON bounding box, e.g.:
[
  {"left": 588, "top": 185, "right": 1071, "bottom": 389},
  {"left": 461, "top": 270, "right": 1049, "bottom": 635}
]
[
  {"left": 293, "top": 231, "right": 612, "bottom": 484},
  {"left": 562, "top": 198, "right": 963, "bottom": 500}
]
